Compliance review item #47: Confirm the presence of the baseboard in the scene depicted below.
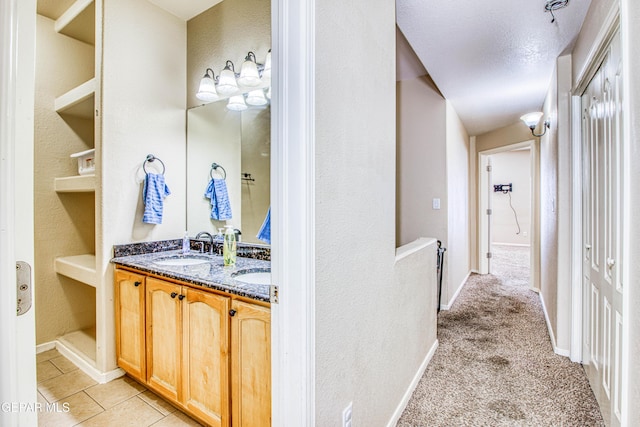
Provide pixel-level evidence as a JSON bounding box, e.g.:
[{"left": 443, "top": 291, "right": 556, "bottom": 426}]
[
  {"left": 386, "top": 339, "right": 439, "bottom": 427},
  {"left": 37, "top": 340, "right": 125, "bottom": 384},
  {"left": 538, "top": 293, "right": 571, "bottom": 358},
  {"left": 439, "top": 271, "right": 471, "bottom": 310}
]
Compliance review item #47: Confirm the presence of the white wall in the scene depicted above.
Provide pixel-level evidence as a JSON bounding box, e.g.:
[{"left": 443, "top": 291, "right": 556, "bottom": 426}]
[
  {"left": 445, "top": 102, "right": 471, "bottom": 304},
  {"left": 490, "top": 150, "right": 531, "bottom": 245},
  {"left": 314, "top": 0, "right": 438, "bottom": 424}
]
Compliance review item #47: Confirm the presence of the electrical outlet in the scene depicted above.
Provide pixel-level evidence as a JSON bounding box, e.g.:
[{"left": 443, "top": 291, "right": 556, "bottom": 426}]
[{"left": 342, "top": 402, "right": 352, "bottom": 427}]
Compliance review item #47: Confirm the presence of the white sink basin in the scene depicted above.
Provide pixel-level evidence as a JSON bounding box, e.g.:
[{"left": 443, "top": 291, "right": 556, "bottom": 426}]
[
  {"left": 154, "top": 257, "right": 210, "bottom": 266},
  {"left": 233, "top": 270, "right": 271, "bottom": 285}
]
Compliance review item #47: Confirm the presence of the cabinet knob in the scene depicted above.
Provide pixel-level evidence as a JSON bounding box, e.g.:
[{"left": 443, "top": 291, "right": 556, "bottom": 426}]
[
  {"left": 178, "top": 294, "right": 185, "bottom": 300},
  {"left": 229, "top": 309, "right": 237, "bottom": 317},
  {"left": 171, "top": 292, "right": 178, "bottom": 298},
  {"left": 134, "top": 281, "right": 141, "bottom": 287}
]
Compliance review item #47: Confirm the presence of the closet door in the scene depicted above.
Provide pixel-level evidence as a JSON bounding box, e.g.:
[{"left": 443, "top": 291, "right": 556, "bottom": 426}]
[{"left": 581, "top": 30, "right": 624, "bottom": 427}]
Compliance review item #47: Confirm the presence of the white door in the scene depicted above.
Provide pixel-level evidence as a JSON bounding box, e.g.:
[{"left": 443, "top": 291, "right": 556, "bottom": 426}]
[
  {"left": 581, "top": 29, "right": 624, "bottom": 427},
  {"left": 0, "top": 0, "right": 38, "bottom": 425}
]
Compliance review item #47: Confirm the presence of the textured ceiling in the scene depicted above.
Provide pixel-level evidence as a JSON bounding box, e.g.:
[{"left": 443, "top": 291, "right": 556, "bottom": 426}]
[{"left": 397, "top": 0, "right": 592, "bottom": 136}]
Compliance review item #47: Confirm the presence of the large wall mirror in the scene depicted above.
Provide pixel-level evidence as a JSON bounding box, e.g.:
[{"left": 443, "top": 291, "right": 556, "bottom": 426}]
[{"left": 186, "top": 101, "right": 270, "bottom": 244}]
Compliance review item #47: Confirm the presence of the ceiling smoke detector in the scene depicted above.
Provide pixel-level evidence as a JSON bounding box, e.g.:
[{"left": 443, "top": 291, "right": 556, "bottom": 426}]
[{"left": 545, "top": 0, "right": 569, "bottom": 23}]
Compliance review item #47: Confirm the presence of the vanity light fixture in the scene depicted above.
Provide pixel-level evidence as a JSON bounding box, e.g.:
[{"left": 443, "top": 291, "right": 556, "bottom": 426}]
[
  {"left": 217, "top": 61, "right": 240, "bottom": 96},
  {"left": 227, "top": 95, "right": 248, "bottom": 111},
  {"left": 520, "top": 112, "right": 550, "bottom": 137},
  {"left": 238, "top": 52, "right": 261, "bottom": 87},
  {"left": 246, "top": 89, "right": 268, "bottom": 106},
  {"left": 195, "top": 68, "right": 219, "bottom": 102}
]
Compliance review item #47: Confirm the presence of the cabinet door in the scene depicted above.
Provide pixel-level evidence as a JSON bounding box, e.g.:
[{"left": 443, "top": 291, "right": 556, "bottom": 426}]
[
  {"left": 231, "top": 300, "right": 271, "bottom": 427},
  {"left": 182, "top": 288, "right": 230, "bottom": 427},
  {"left": 114, "top": 270, "right": 146, "bottom": 381},
  {"left": 146, "top": 278, "right": 182, "bottom": 402}
]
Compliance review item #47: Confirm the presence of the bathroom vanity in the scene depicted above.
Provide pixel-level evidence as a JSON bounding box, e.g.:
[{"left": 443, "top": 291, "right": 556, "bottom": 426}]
[{"left": 112, "top": 245, "right": 271, "bottom": 427}]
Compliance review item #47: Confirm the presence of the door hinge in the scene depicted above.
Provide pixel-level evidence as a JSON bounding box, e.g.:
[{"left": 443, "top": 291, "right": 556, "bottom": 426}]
[
  {"left": 486, "top": 165, "right": 492, "bottom": 172},
  {"left": 486, "top": 209, "right": 492, "bottom": 215},
  {"left": 270, "top": 285, "right": 279, "bottom": 304},
  {"left": 16, "top": 261, "right": 32, "bottom": 316},
  {"left": 486, "top": 252, "right": 492, "bottom": 259}
]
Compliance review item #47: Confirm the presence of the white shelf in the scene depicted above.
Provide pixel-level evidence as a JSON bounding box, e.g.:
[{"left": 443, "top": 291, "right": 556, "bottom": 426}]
[
  {"left": 54, "top": 174, "right": 96, "bottom": 192},
  {"left": 55, "top": 254, "right": 97, "bottom": 287},
  {"left": 55, "top": 78, "right": 96, "bottom": 118},
  {"left": 58, "top": 328, "right": 97, "bottom": 367},
  {"left": 55, "top": 0, "right": 95, "bottom": 45}
]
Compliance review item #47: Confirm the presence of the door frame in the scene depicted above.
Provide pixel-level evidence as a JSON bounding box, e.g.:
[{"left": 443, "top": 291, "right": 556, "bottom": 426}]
[
  {"left": 0, "top": 0, "right": 37, "bottom": 425},
  {"left": 270, "top": 0, "right": 316, "bottom": 424},
  {"left": 477, "top": 140, "right": 539, "bottom": 292}
]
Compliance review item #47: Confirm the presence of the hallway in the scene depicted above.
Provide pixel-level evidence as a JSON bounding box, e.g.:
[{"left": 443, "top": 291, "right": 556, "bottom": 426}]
[{"left": 397, "top": 245, "right": 603, "bottom": 426}]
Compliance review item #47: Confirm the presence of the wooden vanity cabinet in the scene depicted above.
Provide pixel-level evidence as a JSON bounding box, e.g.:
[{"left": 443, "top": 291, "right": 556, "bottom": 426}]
[
  {"left": 230, "top": 300, "right": 271, "bottom": 427},
  {"left": 115, "top": 268, "right": 270, "bottom": 426},
  {"left": 114, "top": 270, "right": 146, "bottom": 382}
]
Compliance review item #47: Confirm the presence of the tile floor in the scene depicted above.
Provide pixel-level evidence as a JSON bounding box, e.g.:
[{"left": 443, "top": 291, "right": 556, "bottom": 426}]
[{"left": 36, "top": 349, "right": 202, "bottom": 427}]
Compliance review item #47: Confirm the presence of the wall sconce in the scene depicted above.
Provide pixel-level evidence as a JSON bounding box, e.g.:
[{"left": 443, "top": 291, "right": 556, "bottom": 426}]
[
  {"left": 217, "top": 61, "right": 240, "bottom": 96},
  {"left": 238, "top": 52, "right": 261, "bottom": 87},
  {"left": 227, "top": 95, "right": 248, "bottom": 111},
  {"left": 246, "top": 89, "right": 268, "bottom": 106},
  {"left": 520, "top": 112, "right": 550, "bottom": 137}
]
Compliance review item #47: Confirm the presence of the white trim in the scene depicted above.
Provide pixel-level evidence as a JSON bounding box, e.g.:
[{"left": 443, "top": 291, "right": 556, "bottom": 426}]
[
  {"left": 395, "top": 237, "right": 437, "bottom": 262},
  {"left": 271, "top": 0, "right": 316, "bottom": 425},
  {"left": 491, "top": 242, "right": 531, "bottom": 247},
  {"left": 439, "top": 270, "right": 471, "bottom": 311},
  {"left": 570, "top": 95, "right": 583, "bottom": 363},
  {"left": 385, "top": 340, "right": 439, "bottom": 427},
  {"left": 36, "top": 341, "right": 125, "bottom": 384},
  {"left": 539, "top": 291, "right": 571, "bottom": 357}
]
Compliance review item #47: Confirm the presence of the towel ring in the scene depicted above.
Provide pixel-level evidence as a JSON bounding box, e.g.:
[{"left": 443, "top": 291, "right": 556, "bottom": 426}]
[
  {"left": 210, "top": 163, "right": 227, "bottom": 180},
  {"left": 143, "top": 154, "right": 165, "bottom": 175}
]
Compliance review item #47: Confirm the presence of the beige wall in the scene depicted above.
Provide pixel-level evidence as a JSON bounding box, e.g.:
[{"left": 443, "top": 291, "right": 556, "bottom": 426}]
[
  {"left": 187, "top": 0, "right": 271, "bottom": 109},
  {"left": 315, "top": 0, "right": 437, "bottom": 424},
  {"left": 34, "top": 15, "right": 97, "bottom": 344},
  {"left": 396, "top": 76, "right": 447, "bottom": 247},
  {"left": 445, "top": 102, "right": 471, "bottom": 303},
  {"left": 490, "top": 150, "right": 531, "bottom": 245}
]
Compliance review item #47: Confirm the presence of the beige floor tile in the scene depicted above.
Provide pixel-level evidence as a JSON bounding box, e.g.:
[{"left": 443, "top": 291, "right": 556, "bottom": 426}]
[
  {"left": 49, "top": 355, "right": 79, "bottom": 373},
  {"left": 138, "top": 390, "right": 177, "bottom": 416},
  {"left": 38, "top": 369, "right": 97, "bottom": 403},
  {"left": 150, "top": 411, "right": 203, "bottom": 427},
  {"left": 77, "top": 396, "right": 163, "bottom": 427},
  {"left": 85, "top": 376, "right": 146, "bottom": 409},
  {"left": 36, "top": 349, "right": 60, "bottom": 364},
  {"left": 37, "top": 360, "right": 63, "bottom": 382},
  {"left": 37, "top": 391, "right": 104, "bottom": 427}
]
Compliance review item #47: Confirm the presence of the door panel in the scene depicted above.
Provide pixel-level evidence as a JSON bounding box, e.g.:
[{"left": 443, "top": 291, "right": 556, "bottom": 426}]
[{"left": 581, "top": 29, "right": 623, "bottom": 427}]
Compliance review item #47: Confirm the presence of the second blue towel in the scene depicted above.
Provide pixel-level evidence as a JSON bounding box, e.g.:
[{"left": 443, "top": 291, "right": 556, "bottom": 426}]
[{"left": 204, "top": 178, "right": 232, "bottom": 220}]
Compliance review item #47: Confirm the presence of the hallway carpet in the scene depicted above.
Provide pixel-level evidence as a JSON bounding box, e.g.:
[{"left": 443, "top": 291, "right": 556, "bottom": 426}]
[{"left": 397, "top": 245, "right": 604, "bottom": 426}]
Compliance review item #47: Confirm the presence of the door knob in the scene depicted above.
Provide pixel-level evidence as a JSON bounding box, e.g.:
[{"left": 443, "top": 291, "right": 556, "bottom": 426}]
[{"left": 607, "top": 258, "right": 616, "bottom": 269}]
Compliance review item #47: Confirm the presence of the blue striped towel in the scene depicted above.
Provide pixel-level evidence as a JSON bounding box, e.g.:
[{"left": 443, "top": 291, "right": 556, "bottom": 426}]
[
  {"left": 204, "top": 178, "right": 232, "bottom": 220},
  {"left": 256, "top": 207, "right": 271, "bottom": 244},
  {"left": 142, "top": 173, "right": 171, "bottom": 224}
]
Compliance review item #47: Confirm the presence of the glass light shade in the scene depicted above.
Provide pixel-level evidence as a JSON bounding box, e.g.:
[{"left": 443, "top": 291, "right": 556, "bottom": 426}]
[
  {"left": 238, "top": 57, "right": 261, "bottom": 87},
  {"left": 217, "top": 66, "right": 239, "bottom": 96},
  {"left": 195, "top": 71, "right": 218, "bottom": 102},
  {"left": 227, "top": 95, "right": 248, "bottom": 111},
  {"left": 246, "top": 89, "right": 268, "bottom": 106},
  {"left": 262, "top": 50, "right": 272, "bottom": 80},
  {"left": 520, "top": 112, "right": 544, "bottom": 128},
  {"left": 266, "top": 86, "right": 271, "bottom": 100}
]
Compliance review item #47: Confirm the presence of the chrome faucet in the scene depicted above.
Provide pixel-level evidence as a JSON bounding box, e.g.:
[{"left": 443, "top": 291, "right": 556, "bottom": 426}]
[{"left": 195, "top": 231, "right": 214, "bottom": 254}]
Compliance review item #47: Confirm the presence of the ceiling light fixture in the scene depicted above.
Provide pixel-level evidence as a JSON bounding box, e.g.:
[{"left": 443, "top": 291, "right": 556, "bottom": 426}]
[
  {"left": 520, "top": 112, "right": 550, "bottom": 137},
  {"left": 545, "top": 0, "right": 569, "bottom": 23}
]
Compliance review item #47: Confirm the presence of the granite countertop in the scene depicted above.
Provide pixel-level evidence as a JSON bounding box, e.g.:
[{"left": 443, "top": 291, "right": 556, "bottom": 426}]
[{"left": 111, "top": 250, "right": 271, "bottom": 303}]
